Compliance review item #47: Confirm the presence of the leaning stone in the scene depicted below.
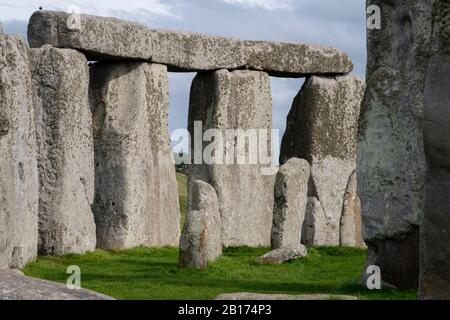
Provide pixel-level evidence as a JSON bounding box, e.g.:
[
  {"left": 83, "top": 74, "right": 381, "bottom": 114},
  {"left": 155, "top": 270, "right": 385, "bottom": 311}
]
[
  {"left": 358, "top": 0, "right": 434, "bottom": 289},
  {"left": 30, "top": 46, "right": 96, "bottom": 255},
  {"left": 5, "top": 35, "right": 39, "bottom": 268},
  {"left": 27, "top": 10, "right": 353, "bottom": 76},
  {"left": 0, "top": 271, "right": 113, "bottom": 300},
  {"left": 281, "top": 75, "right": 365, "bottom": 246},
  {"left": 188, "top": 69, "right": 275, "bottom": 247},
  {"left": 215, "top": 293, "right": 357, "bottom": 300},
  {"left": 90, "top": 62, "right": 180, "bottom": 249},
  {"left": 179, "top": 180, "right": 222, "bottom": 268},
  {"left": 255, "top": 245, "right": 307, "bottom": 265},
  {"left": 271, "top": 158, "right": 310, "bottom": 249},
  {"left": 420, "top": 1, "right": 450, "bottom": 298},
  {"left": 339, "top": 171, "right": 365, "bottom": 248}
]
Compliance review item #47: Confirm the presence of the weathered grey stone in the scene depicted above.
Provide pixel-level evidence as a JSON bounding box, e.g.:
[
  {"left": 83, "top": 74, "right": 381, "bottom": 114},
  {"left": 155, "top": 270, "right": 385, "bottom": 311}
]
[
  {"left": 339, "top": 171, "right": 365, "bottom": 248},
  {"left": 90, "top": 62, "right": 180, "bottom": 249},
  {"left": 188, "top": 69, "right": 275, "bottom": 247},
  {"left": 5, "top": 35, "right": 39, "bottom": 268},
  {"left": 246, "top": 40, "right": 353, "bottom": 77},
  {"left": 271, "top": 158, "right": 310, "bottom": 249},
  {"left": 179, "top": 180, "right": 222, "bottom": 268},
  {"left": 281, "top": 75, "right": 365, "bottom": 246},
  {"left": 0, "top": 25, "right": 14, "bottom": 270},
  {"left": 0, "top": 271, "right": 113, "bottom": 300},
  {"left": 420, "top": 1, "right": 450, "bottom": 299},
  {"left": 27, "top": 10, "right": 353, "bottom": 76},
  {"left": 215, "top": 293, "right": 357, "bottom": 300},
  {"left": 358, "top": 0, "right": 434, "bottom": 289},
  {"left": 30, "top": 46, "right": 96, "bottom": 255},
  {"left": 256, "top": 245, "right": 307, "bottom": 265}
]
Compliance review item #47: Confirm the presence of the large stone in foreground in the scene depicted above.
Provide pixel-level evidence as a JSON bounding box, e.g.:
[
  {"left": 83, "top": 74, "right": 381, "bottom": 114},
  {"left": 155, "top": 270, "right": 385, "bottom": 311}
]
[
  {"left": 0, "top": 271, "right": 113, "bottom": 300},
  {"left": 179, "top": 180, "right": 222, "bottom": 268},
  {"left": 358, "top": 0, "right": 434, "bottom": 290},
  {"left": 6, "top": 35, "right": 39, "bottom": 268},
  {"left": 215, "top": 293, "right": 357, "bottom": 300},
  {"left": 27, "top": 10, "right": 353, "bottom": 77},
  {"left": 90, "top": 62, "right": 180, "bottom": 249},
  {"left": 281, "top": 75, "right": 365, "bottom": 246},
  {"left": 188, "top": 69, "right": 275, "bottom": 247},
  {"left": 30, "top": 46, "right": 96, "bottom": 255},
  {"left": 420, "top": 1, "right": 450, "bottom": 299},
  {"left": 271, "top": 158, "right": 310, "bottom": 249}
]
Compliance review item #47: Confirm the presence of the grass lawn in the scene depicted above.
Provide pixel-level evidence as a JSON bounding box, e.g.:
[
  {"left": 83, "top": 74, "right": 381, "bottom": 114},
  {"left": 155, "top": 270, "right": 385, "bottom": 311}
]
[
  {"left": 22, "top": 246, "right": 417, "bottom": 300},
  {"left": 22, "top": 173, "right": 417, "bottom": 300}
]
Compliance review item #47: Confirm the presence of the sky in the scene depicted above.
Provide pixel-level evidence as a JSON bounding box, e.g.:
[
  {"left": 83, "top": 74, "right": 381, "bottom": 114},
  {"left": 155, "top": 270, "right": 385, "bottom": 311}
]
[{"left": 0, "top": 0, "right": 367, "bottom": 151}]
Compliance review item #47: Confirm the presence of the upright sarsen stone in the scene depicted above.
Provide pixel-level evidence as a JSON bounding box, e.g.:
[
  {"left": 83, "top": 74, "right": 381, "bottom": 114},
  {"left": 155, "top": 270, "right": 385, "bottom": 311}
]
[
  {"left": 281, "top": 75, "right": 365, "bottom": 246},
  {"left": 30, "top": 46, "right": 96, "bottom": 255},
  {"left": 90, "top": 62, "right": 180, "bottom": 249},
  {"left": 188, "top": 69, "right": 275, "bottom": 247},
  {"left": 179, "top": 180, "right": 222, "bottom": 268},
  {"left": 6, "top": 35, "right": 39, "bottom": 268},
  {"left": 358, "top": 0, "right": 434, "bottom": 289},
  {"left": 420, "top": 0, "right": 450, "bottom": 299},
  {"left": 0, "top": 25, "right": 14, "bottom": 270},
  {"left": 271, "top": 158, "right": 310, "bottom": 249}
]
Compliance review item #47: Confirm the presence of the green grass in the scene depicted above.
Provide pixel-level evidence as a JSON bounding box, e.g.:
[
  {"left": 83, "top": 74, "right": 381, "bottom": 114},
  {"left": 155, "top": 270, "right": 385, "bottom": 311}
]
[
  {"left": 176, "top": 173, "right": 187, "bottom": 228},
  {"left": 22, "top": 246, "right": 417, "bottom": 300},
  {"left": 22, "top": 174, "right": 417, "bottom": 300}
]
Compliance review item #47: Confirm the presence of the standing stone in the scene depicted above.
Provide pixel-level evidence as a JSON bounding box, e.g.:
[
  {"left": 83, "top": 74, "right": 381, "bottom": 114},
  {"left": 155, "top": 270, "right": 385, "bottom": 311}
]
[
  {"left": 179, "top": 180, "right": 222, "bottom": 268},
  {"left": 6, "top": 35, "right": 39, "bottom": 268},
  {"left": 339, "top": 171, "right": 364, "bottom": 248},
  {"left": 90, "top": 62, "right": 180, "bottom": 249},
  {"left": 358, "top": 0, "right": 434, "bottom": 289},
  {"left": 281, "top": 75, "right": 365, "bottom": 246},
  {"left": 420, "top": 0, "right": 450, "bottom": 300},
  {"left": 188, "top": 69, "right": 275, "bottom": 247},
  {"left": 0, "top": 24, "right": 14, "bottom": 270},
  {"left": 271, "top": 158, "right": 310, "bottom": 249},
  {"left": 30, "top": 46, "right": 96, "bottom": 255}
]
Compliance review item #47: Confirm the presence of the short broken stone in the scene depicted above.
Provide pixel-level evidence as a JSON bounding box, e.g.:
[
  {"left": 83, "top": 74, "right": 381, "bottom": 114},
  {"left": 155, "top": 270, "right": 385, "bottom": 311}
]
[
  {"left": 179, "top": 180, "right": 222, "bottom": 268},
  {"left": 256, "top": 245, "right": 307, "bottom": 265},
  {"left": 271, "top": 158, "right": 310, "bottom": 249}
]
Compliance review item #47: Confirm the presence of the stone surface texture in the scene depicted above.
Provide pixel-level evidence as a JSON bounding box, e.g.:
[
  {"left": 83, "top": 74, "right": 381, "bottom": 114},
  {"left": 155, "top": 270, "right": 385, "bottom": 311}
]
[
  {"left": 358, "top": 0, "right": 434, "bottom": 289},
  {"left": 215, "top": 293, "right": 357, "bottom": 300},
  {"left": 188, "top": 69, "right": 275, "bottom": 247},
  {"left": 271, "top": 158, "right": 310, "bottom": 249},
  {"left": 0, "top": 271, "right": 113, "bottom": 300},
  {"left": 281, "top": 75, "right": 365, "bottom": 246},
  {"left": 27, "top": 10, "right": 353, "bottom": 76},
  {"left": 90, "top": 62, "right": 180, "bottom": 249},
  {"left": 30, "top": 46, "right": 96, "bottom": 255},
  {"left": 340, "top": 171, "right": 365, "bottom": 248},
  {"left": 5, "top": 35, "right": 39, "bottom": 268},
  {"left": 420, "top": 0, "right": 450, "bottom": 300},
  {"left": 256, "top": 245, "right": 308, "bottom": 265},
  {"left": 179, "top": 180, "right": 222, "bottom": 268}
]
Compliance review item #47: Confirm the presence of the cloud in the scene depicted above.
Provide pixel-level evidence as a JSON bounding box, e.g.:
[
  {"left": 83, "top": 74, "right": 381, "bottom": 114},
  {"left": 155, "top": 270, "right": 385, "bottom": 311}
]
[
  {"left": 220, "top": 0, "right": 292, "bottom": 10},
  {"left": 0, "top": 0, "right": 178, "bottom": 22}
]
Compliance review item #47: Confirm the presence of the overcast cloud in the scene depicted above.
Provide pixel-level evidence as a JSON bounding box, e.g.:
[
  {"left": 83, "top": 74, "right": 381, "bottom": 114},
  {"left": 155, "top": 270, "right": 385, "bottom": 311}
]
[{"left": 0, "top": 0, "right": 366, "bottom": 150}]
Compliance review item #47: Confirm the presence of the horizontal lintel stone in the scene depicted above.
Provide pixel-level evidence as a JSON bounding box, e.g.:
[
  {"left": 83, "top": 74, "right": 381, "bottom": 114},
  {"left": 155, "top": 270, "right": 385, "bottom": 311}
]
[{"left": 28, "top": 10, "right": 353, "bottom": 77}]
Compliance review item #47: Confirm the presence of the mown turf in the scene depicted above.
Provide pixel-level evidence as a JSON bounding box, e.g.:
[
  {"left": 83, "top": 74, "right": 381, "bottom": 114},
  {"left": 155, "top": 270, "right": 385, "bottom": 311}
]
[{"left": 22, "top": 246, "right": 417, "bottom": 300}]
